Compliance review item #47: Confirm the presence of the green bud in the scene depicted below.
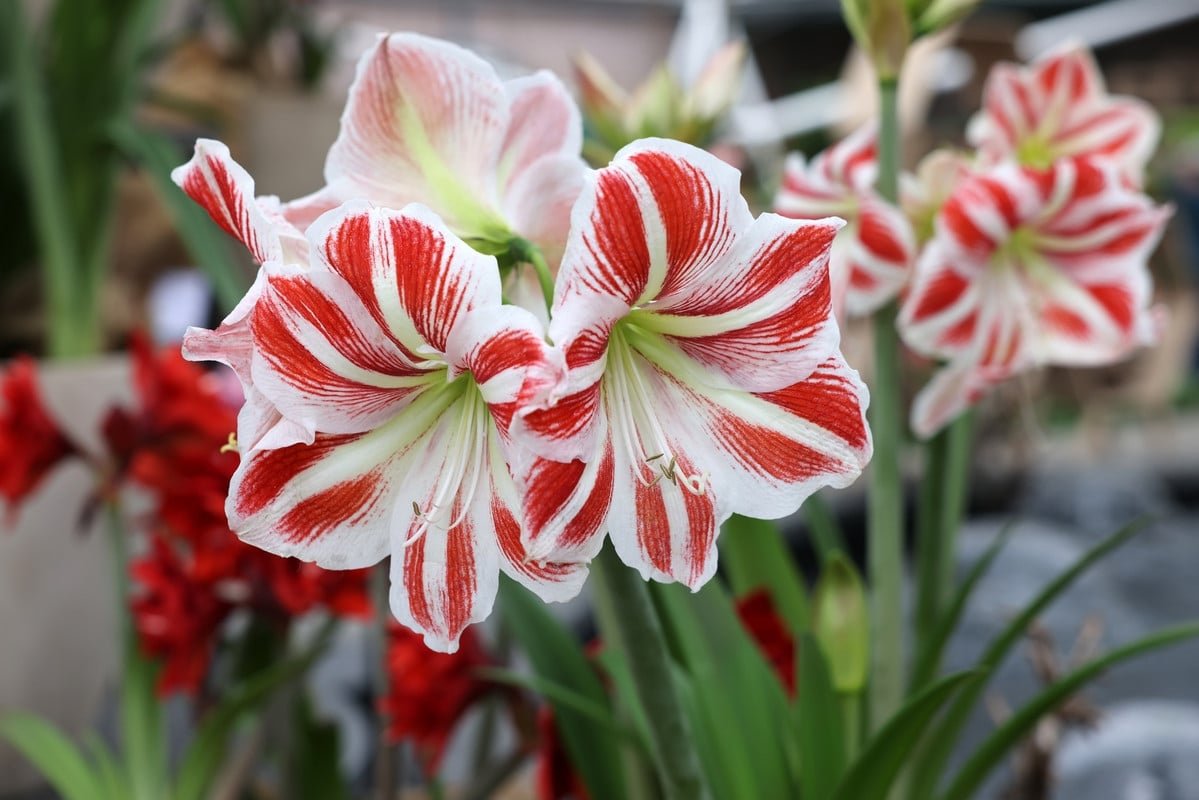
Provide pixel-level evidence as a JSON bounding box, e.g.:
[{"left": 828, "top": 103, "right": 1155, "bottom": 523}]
[
  {"left": 841, "top": 0, "right": 911, "bottom": 80},
  {"left": 813, "top": 552, "right": 870, "bottom": 694}
]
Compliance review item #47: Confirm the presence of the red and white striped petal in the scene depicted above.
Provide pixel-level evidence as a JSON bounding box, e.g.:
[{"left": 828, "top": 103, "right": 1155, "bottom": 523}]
[
  {"left": 633, "top": 212, "right": 844, "bottom": 391},
  {"left": 172, "top": 139, "right": 302, "bottom": 265},
  {"left": 775, "top": 125, "right": 913, "bottom": 316},
  {"left": 324, "top": 33, "right": 508, "bottom": 237},
  {"left": 306, "top": 202, "right": 503, "bottom": 356},
  {"left": 969, "top": 44, "right": 1159, "bottom": 179},
  {"left": 227, "top": 409, "right": 445, "bottom": 570},
  {"left": 910, "top": 361, "right": 1014, "bottom": 439},
  {"left": 444, "top": 304, "right": 566, "bottom": 436},
  {"left": 841, "top": 196, "right": 916, "bottom": 316},
  {"left": 555, "top": 139, "right": 752, "bottom": 306},
  {"left": 677, "top": 354, "right": 872, "bottom": 520},
  {"left": 250, "top": 268, "right": 438, "bottom": 439}
]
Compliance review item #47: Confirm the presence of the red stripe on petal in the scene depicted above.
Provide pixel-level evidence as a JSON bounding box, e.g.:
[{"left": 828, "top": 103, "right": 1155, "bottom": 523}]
[
  {"left": 1042, "top": 305, "right": 1090, "bottom": 339},
  {"left": 494, "top": 495, "right": 580, "bottom": 582},
  {"left": 234, "top": 435, "right": 357, "bottom": 518},
  {"left": 635, "top": 478, "right": 672, "bottom": 576},
  {"left": 859, "top": 207, "right": 909, "bottom": 263},
  {"left": 628, "top": 150, "right": 739, "bottom": 298},
  {"left": 756, "top": 360, "right": 870, "bottom": 452},
  {"left": 277, "top": 471, "right": 386, "bottom": 544},
  {"left": 524, "top": 444, "right": 615, "bottom": 551},
  {"left": 576, "top": 170, "right": 651, "bottom": 303},
  {"left": 910, "top": 269, "right": 970, "bottom": 321},
  {"left": 1090, "top": 283, "right": 1135, "bottom": 330},
  {"left": 680, "top": 459, "right": 717, "bottom": 588}
]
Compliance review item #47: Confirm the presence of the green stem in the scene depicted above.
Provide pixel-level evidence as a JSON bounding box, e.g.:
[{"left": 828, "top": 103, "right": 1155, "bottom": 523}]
[
  {"left": 591, "top": 546, "right": 711, "bottom": 800},
  {"left": 867, "top": 77, "right": 906, "bottom": 733},
  {"left": 936, "top": 413, "right": 974, "bottom": 607},
  {"left": 514, "top": 237, "right": 556, "bottom": 310},
  {"left": 105, "top": 502, "right": 133, "bottom": 657},
  {"left": 372, "top": 564, "right": 399, "bottom": 800},
  {"left": 804, "top": 492, "right": 846, "bottom": 566},
  {"left": 841, "top": 692, "right": 863, "bottom": 763},
  {"left": 913, "top": 411, "right": 974, "bottom": 688}
]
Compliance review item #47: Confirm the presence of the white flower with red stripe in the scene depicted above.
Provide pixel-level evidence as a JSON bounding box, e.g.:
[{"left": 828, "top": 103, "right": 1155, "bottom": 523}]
[
  {"left": 774, "top": 124, "right": 915, "bottom": 317},
  {"left": 302, "top": 33, "right": 585, "bottom": 291},
  {"left": 513, "top": 140, "right": 872, "bottom": 589},
  {"left": 968, "top": 43, "right": 1159, "bottom": 180},
  {"left": 173, "top": 140, "right": 315, "bottom": 452},
  {"left": 224, "top": 201, "right": 585, "bottom": 652},
  {"left": 899, "top": 156, "right": 1170, "bottom": 437}
]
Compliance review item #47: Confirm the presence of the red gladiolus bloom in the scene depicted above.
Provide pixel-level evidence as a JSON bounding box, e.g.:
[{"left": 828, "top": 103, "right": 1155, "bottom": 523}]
[
  {"left": 380, "top": 622, "right": 492, "bottom": 773},
  {"left": 736, "top": 589, "right": 797, "bottom": 697},
  {"left": 0, "top": 357, "right": 77, "bottom": 522}
]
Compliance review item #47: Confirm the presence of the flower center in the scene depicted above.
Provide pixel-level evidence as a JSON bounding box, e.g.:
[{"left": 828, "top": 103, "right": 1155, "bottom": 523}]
[
  {"left": 404, "top": 378, "right": 489, "bottom": 544},
  {"left": 1016, "top": 136, "right": 1056, "bottom": 171},
  {"left": 604, "top": 322, "right": 707, "bottom": 495}
]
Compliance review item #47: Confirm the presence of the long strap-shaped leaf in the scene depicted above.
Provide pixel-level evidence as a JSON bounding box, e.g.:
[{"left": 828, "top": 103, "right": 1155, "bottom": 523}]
[
  {"left": 939, "top": 622, "right": 1199, "bottom": 800},
  {"left": 909, "top": 520, "right": 1017, "bottom": 692},
  {"left": 907, "top": 519, "right": 1145, "bottom": 798},
  {"left": 498, "top": 576, "right": 629, "bottom": 800},
  {"left": 831, "top": 670, "right": 978, "bottom": 800},
  {"left": 721, "top": 514, "right": 809, "bottom": 631},
  {"left": 0, "top": 714, "right": 104, "bottom": 800},
  {"left": 797, "top": 633, "right": 846, "bottom": 800}
]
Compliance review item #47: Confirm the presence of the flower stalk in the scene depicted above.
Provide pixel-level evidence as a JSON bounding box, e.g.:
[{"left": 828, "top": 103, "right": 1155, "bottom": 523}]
[
  {"left": 591, "top": 546, "right": 711, "bottom": 800},
  {"left": 867, "top": 76, "right": 906, "bottom": 733}
]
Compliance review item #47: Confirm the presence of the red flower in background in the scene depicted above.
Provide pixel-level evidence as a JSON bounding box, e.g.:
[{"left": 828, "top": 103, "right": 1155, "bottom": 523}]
[
  {"left": 119, "top": 334, "right": 372, "bottom": 694},
  {"left": 131, "top": 535, "right": 232, "bottom": 695},
  {"left": 736, "top": 589, "right": 797, "bottom": 697},
  {"left": 0, "top": 357, "right": 78, "bottom": 521},
  {"left": 536, "top": 706, "right": 589, "bottom": 800},
  {"left": 380, "top": 623, "right": 493, "bottom": 773}
]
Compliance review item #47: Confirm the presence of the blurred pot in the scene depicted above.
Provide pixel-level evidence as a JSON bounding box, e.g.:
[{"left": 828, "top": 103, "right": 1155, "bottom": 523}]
[{"left": 0, "top": 355, "right": 132, "bottom": 792}]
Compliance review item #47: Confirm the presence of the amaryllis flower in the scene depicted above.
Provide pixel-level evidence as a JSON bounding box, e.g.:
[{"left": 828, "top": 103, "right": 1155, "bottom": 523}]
[
  {"left": 222, "top": 202, "right": 586, "bottom": 651},
  {"left": 304, "top": 32, "right": 585, "bottom": 276},
  {"left": 514, "top": 140, "right": 872, "bottom": 589},
  {"left": 0, "top": 357, "right": 78, "bottom": 521},
  {"left": 898, "top": 156, "right": 1170, "bottom": 437},
  {"left": 775, "top": 124, "right": 915, "bottom": 316},
  {"left": 968, "top": 43, "right": 1159, "bottom": 180},
  {"left": 380, "top": 622, "right": 492, "bottom": 772}
]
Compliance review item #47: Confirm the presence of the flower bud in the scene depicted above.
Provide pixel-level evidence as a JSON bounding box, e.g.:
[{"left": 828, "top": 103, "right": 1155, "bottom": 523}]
[
  {"left": 813, "top": 553, "right": 870, "bottom": 693},
  {"left": 841, "top": 0, "right": 911, "bottom": 80}
]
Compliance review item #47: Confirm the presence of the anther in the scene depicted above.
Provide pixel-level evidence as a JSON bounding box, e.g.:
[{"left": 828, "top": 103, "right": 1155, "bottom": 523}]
[{"left": 219, "top": 433, "right": 238, "bottom": 454}]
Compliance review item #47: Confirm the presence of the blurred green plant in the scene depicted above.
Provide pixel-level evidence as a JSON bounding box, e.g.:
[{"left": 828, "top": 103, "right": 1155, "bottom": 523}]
[
  {"left": 574, "top": 41, "right": 746, "bottom": 167},
  {"left": 0, "top": 0, "right": 246, "bottom": 359}
]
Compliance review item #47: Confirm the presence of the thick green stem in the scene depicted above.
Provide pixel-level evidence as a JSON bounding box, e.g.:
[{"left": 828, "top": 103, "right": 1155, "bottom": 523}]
[
  {"left": 591, "top": 546, "right": 711, "bottom": 800},
  {"left": 373, "top": 564, "right": 400, "bottom": 800},
  {"left": 513, "top": 237, "right": 556, "bottom": 310},
  {"left": 867, "top": 77, "right": 906, "bottom": 733},
  {"left": 913, "top": 411, "right": 974, "bottom": 688}
]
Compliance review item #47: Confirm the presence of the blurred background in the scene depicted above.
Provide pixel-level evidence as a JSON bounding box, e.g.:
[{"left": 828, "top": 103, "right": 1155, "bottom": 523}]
[{"left": 2, "top": 0, "right": 1199, "bottom": 797}]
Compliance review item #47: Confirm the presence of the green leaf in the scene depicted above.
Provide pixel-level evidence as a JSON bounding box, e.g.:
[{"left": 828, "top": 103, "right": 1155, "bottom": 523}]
[
  {"left": 498, "top": 576, "right": 628, "bottom": 800},
  {"left": 109, "top": 121, "right": 249, "bottom": 312},
  {"left": 288, "top": 694, "right": 351, "bottom": 800},
  {"left": 797, "top": 633, "right": 846, "bottom": 800},
  {"left": 908, "top": 519, "right": 1146, "bottom": 798},
  {"left": 120, "top": 647, "right": 167, "bottom": 800},
  {"left": 939, "top": 623, "right": 1199, "bottom": 800},
  {"left": 477, "top": 667, "right": 640, "bottom": 744},
  {"left": 652, "top": 580, "right": 797, "bottom": 798},
  {"left": 83, "top": 733, "right": 129, "bottom": 800},
  {"left": 720, "top": 514, "right": 809, "bottom": 631},
  {"left": 909, "top": 520, "right": 1016, "bottom": 692},
  {"left": 174, "top": 629, "right": 331, "bottom": 800},
  {"left": 831, "top": 671, "right": 978, "bottom": 800},
  {"left": 0, "top": 713, "right": 102, "bottom": 800}
]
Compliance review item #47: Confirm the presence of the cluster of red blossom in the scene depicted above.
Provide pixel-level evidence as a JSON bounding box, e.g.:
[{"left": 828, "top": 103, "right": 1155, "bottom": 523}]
[{"left": 0, "top": 336, "right": 371, "bottom": 695}]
